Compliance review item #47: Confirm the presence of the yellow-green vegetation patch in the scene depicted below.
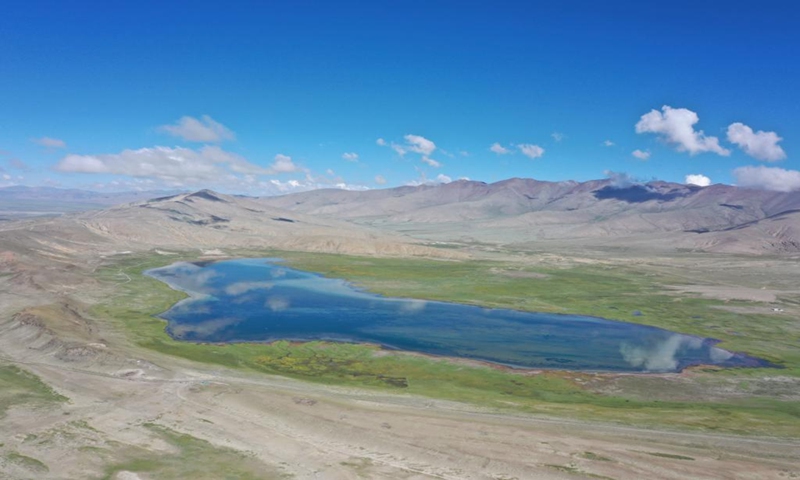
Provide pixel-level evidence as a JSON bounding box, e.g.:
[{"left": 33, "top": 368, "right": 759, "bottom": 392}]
[
  {"left": 579, "top": 451, "right": 614, "bottom": 462},
  {"left": 100, "top": 423, "right": 282, "bottom": 480},
  {"left": 91, "top": 250, "right": 800, "bottom": 437},
  {"left": 2, "top": 451, "right": 49, "bottom": 474},
  {"left": 278, "top": 252, "right": 800, "bottom": 370},
  {"left": 636, "top": 450, "right": 695, "bottom": 461},
  {"left": 0, "top": 364, "right": 67, "bottom": 417},
  {"left": 544, "top": 463, "right": 615, "bottom": 480}
]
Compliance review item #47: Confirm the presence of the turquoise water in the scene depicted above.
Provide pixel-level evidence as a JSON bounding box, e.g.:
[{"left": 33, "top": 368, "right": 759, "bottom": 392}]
[{"left": 146, "top": 258, "right": 769, "bottom": 373}]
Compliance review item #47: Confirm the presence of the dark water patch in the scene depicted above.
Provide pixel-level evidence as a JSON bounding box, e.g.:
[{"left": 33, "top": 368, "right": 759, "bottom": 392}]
[{"left": 145, "top": 259, "right": 771, "bottom": 373}]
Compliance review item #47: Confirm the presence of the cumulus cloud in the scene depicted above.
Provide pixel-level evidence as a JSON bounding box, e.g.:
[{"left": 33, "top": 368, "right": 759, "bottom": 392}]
[
  {"left": 603, "top": 140, "right": 615, "bottom": 147},
  {"left": 726, "top": 122, "right": 786, "bottom": 162},
  {"left": 421, "top": 156, "right": 441, "bottom": 168},
  {"left": 159, "top": 115, "right": 235, "bottom": 143},
  {"left": 378, "top": 134, "right": 438, "bottom": 162},
  {"left": 391, "top": 144, "right": 407, "bottom": 156},
  {"left": 374, "top": 174, "right": 387, "bottom": 185},
  {"left": 604, "top": 170, "right": 637, "bottom": 188},
  {"left": 33, "top": 137, "right": 66, "bottom": 149},
  {"left": 685, "top": 174, "right": 711, "bottom": 187},
  {"left": 270, "top": 154, "right": 300, "bottom": 173},
  {"left": 635, "top": 105, "right": 730, "bottom": 156},
  {"left": 264, "top": 177, "right": 369, "bottom": 195},
  {"left": 551, "top": 132, "right": 566, "bottom": 142},
  {"left": 518, "top": 143, "right": 545, "bottom": 159},
  {"left": 342, "top": 152, "right": 359, "bottom": 162},
  {"left": 490, "top": 142, "right": 511, "bottom": 155},
  {"left": 403, "top": 134, "right": 436, "bottom": 156},
  {"left": 435, "top": 173, "right": 452, "bottom": 183},
  {"left": 55, "top": 145, "right": 299, "bottom": 186},
  {"left": 733, "top": 165, "right": 800, "bottom": 192},
  {"left": 405, "top": 170, "right": 453, "bottom": 186},
  {"left": 632, "top": 149, "right": 651, "bottom": 160}
]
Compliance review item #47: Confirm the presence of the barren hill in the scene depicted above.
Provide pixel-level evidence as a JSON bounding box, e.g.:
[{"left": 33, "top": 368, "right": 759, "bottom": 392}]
[
  {"left": 257, "top": 178, "right": 800, "bottom": 254},
  {"left": 0, "top": 189, "right": 461, "bottom": 264}
]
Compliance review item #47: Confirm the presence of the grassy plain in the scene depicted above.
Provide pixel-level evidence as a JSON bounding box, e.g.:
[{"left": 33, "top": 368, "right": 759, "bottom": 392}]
[
  {"left": 100, "top": 423, "right": 277, "bottom": 480},
  {"left": 0, "top": 364, "right": 67, "bottom": 418},
  {"left": 90, "top": 250, "right": 800, "bottom": 437}
]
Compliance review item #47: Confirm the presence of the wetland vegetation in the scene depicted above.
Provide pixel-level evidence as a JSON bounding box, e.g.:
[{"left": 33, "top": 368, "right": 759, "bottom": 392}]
[
  {"left": 91, "top": 250, "right": 800, "bottom": 437},
  {"left": 145, "top": 258, "right": 765, "bottom": 372}
]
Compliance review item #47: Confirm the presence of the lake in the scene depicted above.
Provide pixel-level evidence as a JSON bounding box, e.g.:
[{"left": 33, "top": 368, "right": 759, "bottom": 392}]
[{"left": 145, "top": 258, "right": 768, "bottom": 373}]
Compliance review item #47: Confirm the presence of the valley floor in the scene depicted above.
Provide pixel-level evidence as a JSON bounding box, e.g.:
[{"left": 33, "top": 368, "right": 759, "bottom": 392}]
[
  {"left": 1, "top": 242, "right": 799, "bottom": 479},
  {"left": 3, "top": 341, "right": 799, "bottom": 480}
]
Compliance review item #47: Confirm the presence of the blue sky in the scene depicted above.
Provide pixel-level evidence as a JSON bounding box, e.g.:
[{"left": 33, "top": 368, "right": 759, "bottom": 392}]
[{"left": 1, "top": 1, "right": 799, "bottom": 194}]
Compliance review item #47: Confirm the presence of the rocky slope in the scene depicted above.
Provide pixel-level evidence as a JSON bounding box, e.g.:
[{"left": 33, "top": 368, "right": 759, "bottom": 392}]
[{"left": 257, "top": 179, "right": 800, "bottom": 254}]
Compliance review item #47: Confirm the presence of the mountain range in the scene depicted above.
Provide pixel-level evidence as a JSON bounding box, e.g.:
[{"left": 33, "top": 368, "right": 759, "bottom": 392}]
[
  {"left": 3, "top": 178, "right": 799, "bottom": 257},
  {"left": 256, "top": 178, "right": 800, "bottom": 254}
]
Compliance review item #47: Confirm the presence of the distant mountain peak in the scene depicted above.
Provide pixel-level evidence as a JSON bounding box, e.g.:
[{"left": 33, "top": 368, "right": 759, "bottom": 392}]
[{"left": 184, "top": 190, "right": 229, "bottom": 203}]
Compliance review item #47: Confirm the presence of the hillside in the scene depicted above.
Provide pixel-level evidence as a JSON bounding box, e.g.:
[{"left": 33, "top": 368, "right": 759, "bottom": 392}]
[{"left": 257, "top": 178, "right": 800, "bottom": 254}]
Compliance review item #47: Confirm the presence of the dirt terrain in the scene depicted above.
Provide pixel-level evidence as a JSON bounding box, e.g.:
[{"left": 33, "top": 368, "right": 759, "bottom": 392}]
[
  {"left": 1, "top": 187, "right": 799, "bottom": 479},
  {"left": 2, "top": 317, "right": 798, "bottom": 480}
]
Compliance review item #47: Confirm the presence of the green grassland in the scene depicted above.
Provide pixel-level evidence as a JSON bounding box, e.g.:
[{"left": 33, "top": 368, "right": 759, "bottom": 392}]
[
  {"left": 89, "top": 251, "right": 800, "bottom": 437},
  {"left": 0, "top": 364, "right": 67, "bottom": 417},
  {"left": 100, "top": 423, "right": 280, "bottom": 480}
]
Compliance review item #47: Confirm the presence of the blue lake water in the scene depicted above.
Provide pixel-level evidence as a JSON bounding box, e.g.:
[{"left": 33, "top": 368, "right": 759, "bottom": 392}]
[{"left": 145, "top": 258, "right": 769, "bottom": 373}]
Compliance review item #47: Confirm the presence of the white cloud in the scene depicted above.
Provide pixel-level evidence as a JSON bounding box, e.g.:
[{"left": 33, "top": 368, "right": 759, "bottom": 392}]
[
  {"left": 374, "top": 174, "right": 387, "bottom": 185},
  {"left": 726, "top": 122, "right": 786, "bottom": 162},
  {"left": 685, "top": 174, "right": 711, "bottom": 187},
  {"left": 421, "top": 156, "right": 441, "bottom": 168},
  {"left": 490, "top": 142, "right": 510, "bottom": 155},
  {"left": 33, "top": 137, "right": 66, "bottom": 149},
  {"left": 518, "top": 143, "right": 545, "bottom": 159},
  {"left": 55, "top": 145, "right": 297, "bottom": 186},
  {"left": 404, "top": 134, "right": 436, "bottom": 156},
  {"left": 263, "top": 170, "right": 371, "bottom": 195},
  {"left": 733, "top": 165, "right": 800, "bottom": 192},
  {"left": 376, "top": 138, "right": 387, "bottom": 146},
  {"left": 270, "top": 154, "right": 300, "bottom": 173},
  {"left": 551, "top": 132, "right": 566, "bottom": 142},
  {"left": 604, "top": 170, "right": 637, "bottom": 188},
  {"left": 603, "top": 140, "right": 615, "bottom": 147},
  {"left": 2, "top": 174, "right": 10, "bottom": 180},
  {"left": 459, "top": 150, "right": 469, "bottom": 157},
  {"left": 391, "top": 143, "right": 407, "bottom": 156},
  {"left": 635, "top": 105, "right": 730, "bottom": 156},
  {"left": 404, "top": 167, "right": 454, "bottom": 186},
  {"left": 342, "top": 152, "right": 359, "bottom": 162},
  {"left": 435, "top": 173, "right": 452, "bottom": 183},
  {"left": 632, "top": 149, "right": 651, "bottom": 160},
  {"left": 159, "top": 115, "right": 235, "bottom": 143}
]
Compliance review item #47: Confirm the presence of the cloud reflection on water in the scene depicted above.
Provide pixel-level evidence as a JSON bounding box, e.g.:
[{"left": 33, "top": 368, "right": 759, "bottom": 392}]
[{"left": 620, "top": 335, "right": 704, "bottom": 372}]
